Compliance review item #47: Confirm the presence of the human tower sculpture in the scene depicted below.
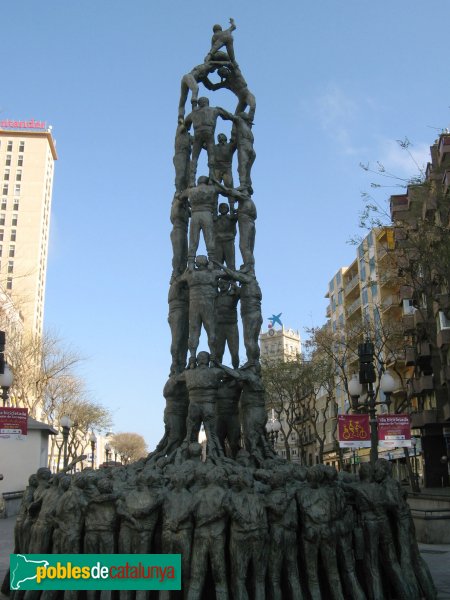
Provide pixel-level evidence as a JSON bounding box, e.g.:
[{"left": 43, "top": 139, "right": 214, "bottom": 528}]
[{"left": 3, "top": 21, "right": 437, "bottom": 600}]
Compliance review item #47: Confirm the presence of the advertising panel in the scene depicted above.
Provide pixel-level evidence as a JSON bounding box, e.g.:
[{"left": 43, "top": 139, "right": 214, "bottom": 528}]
[
  {"left": 337, "top": 414, "right": 371, "bottom": 448},
  {"left": 377, "top": 414, "right": 411, "bottom": 448},
  {"left": 0, "top": 407, "right": 28, "bottom": 437}
]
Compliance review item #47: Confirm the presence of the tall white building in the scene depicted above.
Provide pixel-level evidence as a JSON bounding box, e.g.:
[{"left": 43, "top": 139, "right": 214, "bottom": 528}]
[{"left": 0, "top": 120, "right": 57, "bottom": 337}]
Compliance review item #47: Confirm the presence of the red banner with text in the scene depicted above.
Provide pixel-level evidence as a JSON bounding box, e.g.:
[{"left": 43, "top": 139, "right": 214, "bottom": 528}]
[
  {"left": 338, "top": 414, "right": 371, "bottom": 448},
  {"left": 0, "top": 407, "right": 28, "bottom": 437},
  {"left": 377, "top": 414, "right": 411, "bottom": 448}
]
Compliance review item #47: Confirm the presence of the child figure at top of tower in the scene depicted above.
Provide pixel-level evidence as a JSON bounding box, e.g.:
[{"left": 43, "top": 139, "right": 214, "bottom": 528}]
[{"left": 204, "top": 18, "right": 237, "bottom": 65}]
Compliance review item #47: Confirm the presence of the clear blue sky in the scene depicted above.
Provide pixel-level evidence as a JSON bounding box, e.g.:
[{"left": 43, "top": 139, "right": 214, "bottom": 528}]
[{"left": 3, "top": 1, "right": 449, "bottom": 448}]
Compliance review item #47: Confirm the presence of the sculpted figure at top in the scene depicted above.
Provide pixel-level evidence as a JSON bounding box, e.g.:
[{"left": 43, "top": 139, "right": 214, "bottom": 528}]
[
  {"left": 205, "top": 64, "right": 256, "bottom": 122},
  {"left": 178, "top": 61, "right": 226, "bottom": 119},
  {"left": 204, "top": 18, "right": 237, "bottom": 64},
  {"left": 184, "top": 97, "right": 233, "bottom": 187}
]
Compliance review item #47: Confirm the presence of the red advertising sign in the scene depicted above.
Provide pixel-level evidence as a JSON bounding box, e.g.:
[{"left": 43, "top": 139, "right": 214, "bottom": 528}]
[
  {"left": 377, "top": 414, "right": 411, "bottom": 448},
  {"left": 0, "top": 119, "right": 46, "bottom": 130},
  {"left": 338, "top": 414, "right": 371, "bottom": 448},
  {"left": 0, "top": 407, "right": 28, "bottom": 437}
]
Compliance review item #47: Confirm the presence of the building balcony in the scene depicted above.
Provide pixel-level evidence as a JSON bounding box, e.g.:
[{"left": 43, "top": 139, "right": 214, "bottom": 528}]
[
  {"left": 411, "top": 409, "right": 438, "bottom": 428},
  {"left": 390, "top": 194, "right": 409, "bottom": 219},
  {"left": 425, "top": 162, "right": 442, "bottom": 182},
  {"left": 394, "top": 227, "right": 408, "bottom": 242},
  {"left": 433, "top": 294, "right": 450, "bottom": 317},
  {"left": 379, "top": 270, "right": 399, "bottom": 288},
  {"left": 422, "top": 194, "right": 438, "bottom": 220},
  {"left": 326, "top": 304, "right": 331, "bottom": 319},
  {"left": 442, "top": 402, "right": 450, "bottom": 422},
  {"left": 405, "top": 346, "right": 416, "bottom": 366},
  {"left": 403, "top": 313, "right": 415, "bottom": 332},
  {"left": 381, "top": 294, "right": 400, "bottom": 312},
  {"left": 418, "top": 375, "right": 434, "bottom": 394},
  {"left": 414, "top": 309, "right": 427, "bottom": 328},
  {"left": 400, "top": 285, "right": 414, "bottom": 300},
  {"left": 437, "top": 329, "right": 450, "bottom": 349},
  {"left": 344, "top": 274, "right": 359, "bottom": 297},
  {"left": 440, "top": 365, "right": 450, "bottom": 385},
  {"left": 438, "top": 134, "right": 450, "bottom": 167},
  {"left": 443, "top": 169, "right": 450, "bottom": 196},
  {"left": 346, "top": 297, "right": 362, "bottom": 318}
]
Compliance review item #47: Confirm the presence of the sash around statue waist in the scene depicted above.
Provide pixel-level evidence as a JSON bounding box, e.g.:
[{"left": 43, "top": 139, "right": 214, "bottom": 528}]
[{"left": 187, "top": 389, "right": 218, "bottom": 401}]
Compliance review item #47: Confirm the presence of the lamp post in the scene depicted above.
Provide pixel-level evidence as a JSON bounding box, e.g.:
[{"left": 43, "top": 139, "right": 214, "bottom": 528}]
[
  {"left": 411, "top": 437, "right": 418, "bottom": 489},
  {"left": 0, "top": 363, "right": 14, "bottom": 407},
  {"left": 89, "top": 432, "right": 97, "bottom": 469},
  {"left": 60, "top": 416, "right": 72, "bottom": 470},
  {"left": 105, "top": 443, "right": 111, "bottom": 464},
  {"left": 349, "top": 339, "right": 396, "bottom": 465},
  {"left": 265, "top": 417, "right": 281, "bottom": 448}
]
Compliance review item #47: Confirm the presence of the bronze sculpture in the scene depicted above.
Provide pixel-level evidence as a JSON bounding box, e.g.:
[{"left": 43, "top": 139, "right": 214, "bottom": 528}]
[{"left": 2, "top": 20, "right": 436, "bottom": 600}]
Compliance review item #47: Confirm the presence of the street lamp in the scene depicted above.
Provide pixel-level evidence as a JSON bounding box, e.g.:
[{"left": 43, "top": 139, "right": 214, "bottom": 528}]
[
  {"left": 89, "top": 432, "right": 97, "bottom": 469},
  {"left": 266, "top": 418, "right": 281, "bottom": 448},
  {"left": 411, "top": 437, "right": 419, "bottom": 490},
  {"left": 0, "top": 364, "right": 14, "bottom": 407},
  {"left": 105, "top": 443, "right": 111, "bottom": 463},
  {"left": 350, "top": 339, "right": 397, "bottom": 465},
  {"left": 60, "top": 416, "right": 72, "bottom": 469}
]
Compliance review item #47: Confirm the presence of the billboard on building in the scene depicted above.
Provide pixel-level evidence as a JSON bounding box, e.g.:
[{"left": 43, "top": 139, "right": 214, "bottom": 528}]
[{"left": 337, "top": 414, "right": 371, "bottom": 448}]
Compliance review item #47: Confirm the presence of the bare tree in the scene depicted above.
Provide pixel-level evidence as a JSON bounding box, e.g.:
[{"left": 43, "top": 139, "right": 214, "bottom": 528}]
[{"left": 110, "top": 432, "right": 148, "bottom": 464}]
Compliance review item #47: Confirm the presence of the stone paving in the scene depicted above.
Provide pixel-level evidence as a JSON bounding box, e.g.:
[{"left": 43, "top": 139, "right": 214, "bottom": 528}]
[{"left": 1, "top": 515, "right": 450, "bottom": 598}]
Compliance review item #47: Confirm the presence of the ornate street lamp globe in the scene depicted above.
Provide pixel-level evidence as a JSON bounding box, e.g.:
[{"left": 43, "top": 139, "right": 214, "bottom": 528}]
[
  {"left": 348, "top": 374, "right": 363, "bottom": 397},
  {"left": 380, "top": 371, "right": 396, "bottom": 394},
  {"left": 0, "top": 364, "right": 14, "bottom": 388}
]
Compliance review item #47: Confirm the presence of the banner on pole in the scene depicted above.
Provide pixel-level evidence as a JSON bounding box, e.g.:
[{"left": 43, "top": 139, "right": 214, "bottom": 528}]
[
  {"left": 0, "top": 407, "right": 28, "bottom": 437},
  {"left": 337, "top": 414, "right": 371, "bottom": 448},
  {"left": 377, "top": 414, "right": 411, "bottom": 448}
]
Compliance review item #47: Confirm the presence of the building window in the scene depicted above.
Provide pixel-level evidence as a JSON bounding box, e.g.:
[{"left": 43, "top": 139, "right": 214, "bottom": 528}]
[
  {"left": 11, "top": 214, "right": 18, "bottom": 227},
  {"left": 362, "top": 288, "right": 369, "bottom": 306},
  {"left": 15, "top": 170, "right": 22, "bottom": 182},
  {"left": 13, "top": 198, "right": 19, "bottom": 211},
  {"left": 10, "top": 230, "right": 16, "bottom": 242},
  {"left": 19, "top": 141, "right": 25, "bottom": 152},
  {"left": 0, "top": 230, "right": 3, "bottom": 242},
  {"left": 5, "top": 155, "right": 11, "bottom": 167},
  {"left": 3, "top": 169, "right": 10, "bottom": 181},
  {"left": 1, "top": 199, "right": 6, "bottom": 211},
  {"left": 14, "top": 184, "right": 20, "bottom": 195},
  {"left": 2, "top": 185, "right": 7, "bottom": 196},
  {"left": 0, "top": 214, "right": 5, "bottom": 226},
  {"left": 0, "top": 245, "right": 3, "bottom": 257},
  {"left": 402, "top": 299, "right": 415, "bottom": 315},
  {"left": 336, "top": 271, "right": 342, "bottom": 286},
  {"left": 7, "top": 141, "right": 12, "bottom": 152},
  {"left": 9, "top": 246, "right": 15, "bottom": 258},
  {"left": 17, "top": 155, "right": 23, "bottom": 167},
  {"left": 6, "top": 277, "right": 12, "bottom": 290},
  {"left": 437, "top": 311, "right": 450, "bottom": 331},
  {"left": 7, "top": 261, "right": 13, "bottom": 274},
  {"left": 338, "top": 290, "right": 343, "bottom": 305}
]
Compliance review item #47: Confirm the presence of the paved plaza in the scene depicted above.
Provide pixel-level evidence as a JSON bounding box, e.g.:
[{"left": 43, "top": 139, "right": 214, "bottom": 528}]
[{"left": 1, "top": 515, "right": 449, "bottom": 599}]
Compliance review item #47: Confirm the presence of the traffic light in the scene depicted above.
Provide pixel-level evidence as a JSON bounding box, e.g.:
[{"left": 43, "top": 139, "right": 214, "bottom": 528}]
[{"left": 358, "top": 341, "right": 376, "bottom": 384}]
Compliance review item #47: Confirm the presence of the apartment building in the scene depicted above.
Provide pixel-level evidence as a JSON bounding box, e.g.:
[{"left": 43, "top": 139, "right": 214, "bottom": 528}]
[
  {"left": 0, "top": 121, "right": 57, "bottom": 338},
  {"left": 389, "top": 132, "right": 450, "bottom": 487}
]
